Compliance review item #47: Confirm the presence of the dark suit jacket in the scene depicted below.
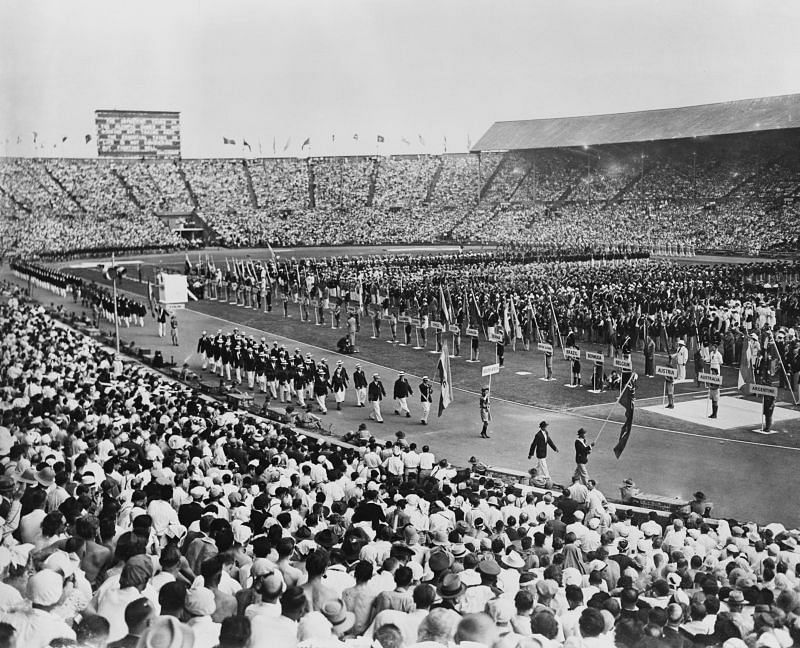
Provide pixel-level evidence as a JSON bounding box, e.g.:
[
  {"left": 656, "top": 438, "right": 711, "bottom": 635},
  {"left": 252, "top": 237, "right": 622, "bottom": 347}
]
[{"left": 529, "top": 429, "right": 558, "bottom": 459}]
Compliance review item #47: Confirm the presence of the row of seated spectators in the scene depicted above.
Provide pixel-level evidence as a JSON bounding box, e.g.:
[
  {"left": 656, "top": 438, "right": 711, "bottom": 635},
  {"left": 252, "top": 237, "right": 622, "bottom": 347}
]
[
  {"left": 2, "top": 286, "right": 800, "bottom": 648},
  {"left": 2, "top": 133, "right": 800, "bottom": 253}
]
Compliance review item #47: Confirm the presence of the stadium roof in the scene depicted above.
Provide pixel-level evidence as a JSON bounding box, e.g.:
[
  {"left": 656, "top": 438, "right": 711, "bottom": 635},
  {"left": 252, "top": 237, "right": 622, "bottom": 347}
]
[{"left": 471, "top": 93, "right": 800, "bottom": 152}]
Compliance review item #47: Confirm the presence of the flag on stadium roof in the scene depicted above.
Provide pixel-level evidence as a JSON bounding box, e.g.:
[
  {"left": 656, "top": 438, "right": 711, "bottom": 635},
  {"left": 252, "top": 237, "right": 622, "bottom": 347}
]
[
  {"left": 377, "top": 135, "right": 384, "bottom": 143},
  {"left": 61, "top": 136, "right": 67, "bottom": 143},
  {"left": 283, "top": 137, "right": 291, "bottom": 151},
  {"left": 223, "top": 137, "right": 236, "bottom": 145},
  {"left": 243, "top": 139, "right": 251, "bottom": 151},
  {"left": 401, "top": 137, "right": 410, "bottom": 146},
  {"left": 32, "top": 131, "right": 38, "bottom": 143},
  {"left": 301, "top": 137, "right": 310, "bottom": 149},
  {"left": 84, "top": 134, "right": 91, "bottom": 143},
  {"left": 418, "top": 134, "right": 425, "bottom": 145},
  {"left": 353, "top": 133, "right": 359, "bottom": 141}
]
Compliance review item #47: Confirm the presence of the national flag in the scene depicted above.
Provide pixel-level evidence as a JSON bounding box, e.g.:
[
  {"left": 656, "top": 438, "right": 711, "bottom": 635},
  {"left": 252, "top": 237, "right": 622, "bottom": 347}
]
[
  {"left": 61, "top": 136, "right": 67, "bottom": 143},
  {"left": 85, "top": 134, "right": 92, "bottom": 144},
  {"left": 301, "top": 137, "right": 311, "bottom": 149},
  {"left": 331, "top": 134, "right": 335, "bottom": 143},
  {"left": 243, "top": 140, "right": 251, "bottom": 151},
  {"left": 437, "top": 340, "right": 454, "bottom": 416},
  {"left": 443, "top": 135, "right": 447, "bottom": 152},
  {"left": 502, "top": 301, "right": 511, "bottom": 337},
  {"left": 613, "top": 375, "right": 636, "bottom": 458},
  {"left": 100, "top": 263, "right": 126, "bottom": 281},
  {"left": 272, "top": 136, "right": 276, "bottom": 155},
  {"left": 223, "top": 137, "right": 236, "bottom": 145},
  {"left": 146, "top": 280, "right": 157, "bottom": 317},
  {"left": 401, "top": 137, "right": 410, "bottom": 146},
  {"left": 418, "top": 134, "right": 425, "bottom": 145},
  {"left": 184, "top": 253, "right": 192, "bottom": 275},
  {"left": 510, "top": 298, "right": 522, "bottom": 339},
  {"left": 16, "top": 136, "right": 21, "bottom": 145},
  {"left": 283, "top": 137, "right": 291, "bottom": 152},
  {"left": 377, "top": 135, "right": 384, "bottom": 143},
  {"left": 32, "top": 131, "right": 38, "bottom": 143},
  {"left": 738, "top": 337, "right": 756, "bottom": 395},
  {"left": 353, "top": 133, "right": 359, "bottom": 141},
  {"left": 439, "top": 285, "right": 451, "bottom": 324},
  {"left": 266, "top": 241, "right": 277, "bottom": 262}
]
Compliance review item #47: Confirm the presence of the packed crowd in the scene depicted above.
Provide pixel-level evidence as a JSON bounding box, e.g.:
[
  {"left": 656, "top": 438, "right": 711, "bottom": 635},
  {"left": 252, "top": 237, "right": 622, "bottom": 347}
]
[
  {"left": 3, "top": 129, "right": 800, "bottom": 254},
  {"left": 3, "top": 285, "right": 800, "bottom": 648}
]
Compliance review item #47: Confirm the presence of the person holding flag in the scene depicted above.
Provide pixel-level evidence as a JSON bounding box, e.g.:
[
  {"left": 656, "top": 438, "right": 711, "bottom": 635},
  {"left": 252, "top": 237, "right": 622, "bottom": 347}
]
[{"left": 419, "top": 376, "right": 433, "bottom": 425}]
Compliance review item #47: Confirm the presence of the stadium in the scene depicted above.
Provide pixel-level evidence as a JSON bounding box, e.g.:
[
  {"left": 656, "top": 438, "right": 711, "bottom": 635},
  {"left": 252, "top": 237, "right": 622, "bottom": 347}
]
[{"left": 2, "top": 2, "right": 800, "bottom": 647}]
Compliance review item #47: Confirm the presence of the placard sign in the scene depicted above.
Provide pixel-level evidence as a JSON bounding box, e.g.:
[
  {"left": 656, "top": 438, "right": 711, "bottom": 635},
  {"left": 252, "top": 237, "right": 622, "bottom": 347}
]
[
  {"left": 366, "top": 308, "right": 375, "bottom": 317},
  {"left": 564, "top": 347, "right": 581, "bottom": 360},
  {"left": 430, "top": 322, "right": 443, "bottom": 331},
  {"left": 698, "top": 372, "right": 723, "bottom": 386},
  {"left": 751, "top": 384, "right": 778, "bottom": 397},
  {"left": 449, "top": 325, "right": 461, "bottom": 334},
  {"left": 410, "top": 318, "right": 421, "bottom": 327},
  {"left": 310, "top": 299, "right": 319, "bottom": 307},
  {"left": 347, "top": 306, "right": 358, "bottom": 314},
  {"left": 466, "top": 328, "right": 479, "bottom": 337},
  {"left": 656, "top": 366, "right": 678, "bottom": 378},
  {"left": 482, "top": 363, "right": 500, "bottom": 377},
  {"left": 537, "top": 342, "right": 554, "bottom": 353},
  {"left": 613, "top": 358, "right": 632, "bottom": 371},
  {"left": 398, "top": 315, "right": 411, "bottom": 323},
  {"left": 586, "top": 351, "right": 603, "bottom": 362},
  {"left": 489, "top": 331, "right": 504, "bottom": 343}
]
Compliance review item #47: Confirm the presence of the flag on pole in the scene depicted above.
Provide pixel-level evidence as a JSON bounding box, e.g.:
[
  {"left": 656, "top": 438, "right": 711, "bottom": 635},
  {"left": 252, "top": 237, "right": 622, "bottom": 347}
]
[
  {"left": 32, "top": 131, "right": 38, "bottom": 143},
  {"left": 437, "top": 340, "right": 454, "bottom": 416},
  {"left": 353, "top": 133, "right": 359, "bottom": 141},
  {"left": 272, "top": 136, "right": 276, "bottom": 155},
  {"left": 439, "top": 285, "right": 451, "bottom": 324},
  {"left": 184, "top": 253, "right": 192, "bottom": 275},
  {"left": 377, "top": 135, "right": 385, "bottom": 143},
  {"left": 418, "top": 134, "right": 425, "bottom": 145},
  {"left": 223, "top": 137, "right": 236, "bottom": 145},
  {"left": 243, "top": 140, "right": 251, "bottom": 151},
  {"left": 738, "top": 337, "right": 756, "bottom": 395},
  {"left": 266, "top": 241, "right": 277, "bottom": 262},
  {"left": 61, "top": 136, "right": 67, "bottom": 143},
  {"left": 510, "top": 298, "right": 522, "bottom": 339},
  {"left": 613, "top": 374, "right": 637, "bottom": 458},
  {"left": 146, "top": 280, "right": 157, "bottom": 317},
  {"left": 283, "top": 137, "right": 291, "bottom": 152},
  {"left": 401, "top": 137, "right": 410, "bottom": 146},
  {"left": 85, "top": 134, "right": 92, "bottom": 144},
  {"left": 301, "top": 137, "right": 311, "bottom": 149}
]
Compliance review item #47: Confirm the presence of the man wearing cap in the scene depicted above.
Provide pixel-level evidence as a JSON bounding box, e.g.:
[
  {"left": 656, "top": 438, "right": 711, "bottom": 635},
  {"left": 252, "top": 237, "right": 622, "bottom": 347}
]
[
  {"left": 676, "top": 339, "right": 688, "bottom": 381},
  {"left": 352, "top": 364, "right": 368, "bottom": 407},
  {"left": 330, "top": 361, "right": 349, "bottom": 411},
  {"left": 368, "top": 374, "right": 386, "bottom": 423},
  {"left": 419, "top": 377, "right": 433, "bottom": 425},
  {"left": 528, "top": 421, "right": 558, "bottom": 482},
  {"left": 573, "top": 428, "right": 592, "bottom": 485},
  {"left": 393, "top": 372, "right": 413, "bottom": 418}
]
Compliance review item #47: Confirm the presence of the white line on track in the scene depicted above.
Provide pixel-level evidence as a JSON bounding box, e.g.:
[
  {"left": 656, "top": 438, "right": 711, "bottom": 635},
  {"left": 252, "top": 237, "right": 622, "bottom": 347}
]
[{"left": 192, "top": 307, "right": 800, "bottom": 453}]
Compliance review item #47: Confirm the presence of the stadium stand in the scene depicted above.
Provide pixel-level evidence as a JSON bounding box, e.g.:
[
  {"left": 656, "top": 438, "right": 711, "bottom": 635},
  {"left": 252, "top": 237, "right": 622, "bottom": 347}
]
[{"left": 1, "top": 271, "right": 800, "bottom": 648}]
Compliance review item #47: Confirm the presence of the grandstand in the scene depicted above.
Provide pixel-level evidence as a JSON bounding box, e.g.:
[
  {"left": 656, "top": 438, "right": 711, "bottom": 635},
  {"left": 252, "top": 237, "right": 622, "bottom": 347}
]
[{"left": 2, "top": 95, "right": 800, "bottom": 257}]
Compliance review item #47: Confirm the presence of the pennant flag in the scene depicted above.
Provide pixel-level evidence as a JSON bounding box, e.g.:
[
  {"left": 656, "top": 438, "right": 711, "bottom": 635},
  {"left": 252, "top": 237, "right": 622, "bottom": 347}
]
[
  {"left": 85, "top": 134, "right": 92, "bottom": 144},
  {"left": 266, "top": 241, "right": 277, "bottom": 262},
  {"left": 377, "top": 135, "right": 385, "bottom": 143},
  {"left": 331, "top": 134, "right": 336, "bottom": 143},
  {"left": 443, "top": 135, "right": 448, "bottom": 152},
  {"left": 223, "top": 137, "right": 236, "bottom": 145},
  {"left": 61, "top": 136, "right": 67, "bottom": 143},
  {"left": 738, "top": 338, "right": 756, "bottom": 395},
  {"left": 301, "top": 137, "right": 311, "bottom": 149},
  {"left": 16, "top": 136, "right": 21, "bottom": 145},
  {"left": 418, "top": 134, "right": 425, "bottom": 145},
  {"left": 243, "top": 139, "right": 251, "bottom": 151},
  {"left": 401, "top": 137, "right": 410, "bottom": 146},
  {"left": 437, "top": 340, "right": 454, "bottom": 416},
  {"left": 32, "top": 131, "right": 38, "bottom": 143},
  {"left": 613, "top": 374, "right": 637, "bottom": 458},
  {"left": 283, "top": 137, "right": 291, "bottom": 152}
]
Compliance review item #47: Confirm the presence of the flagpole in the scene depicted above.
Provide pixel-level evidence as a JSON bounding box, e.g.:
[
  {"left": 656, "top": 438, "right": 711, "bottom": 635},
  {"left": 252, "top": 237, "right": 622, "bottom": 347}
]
[
  {"left": 111, "top": 253, "right": 120, "bottom": 354},
  {"left": 594, "top": 372, "right": 636, "bottom": 445}
]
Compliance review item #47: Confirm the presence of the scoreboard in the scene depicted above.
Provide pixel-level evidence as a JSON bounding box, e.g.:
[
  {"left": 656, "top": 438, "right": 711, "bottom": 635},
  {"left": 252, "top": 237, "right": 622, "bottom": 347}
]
[{"left": 95, "top": 109, "right": 181, "bottom": 158}]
